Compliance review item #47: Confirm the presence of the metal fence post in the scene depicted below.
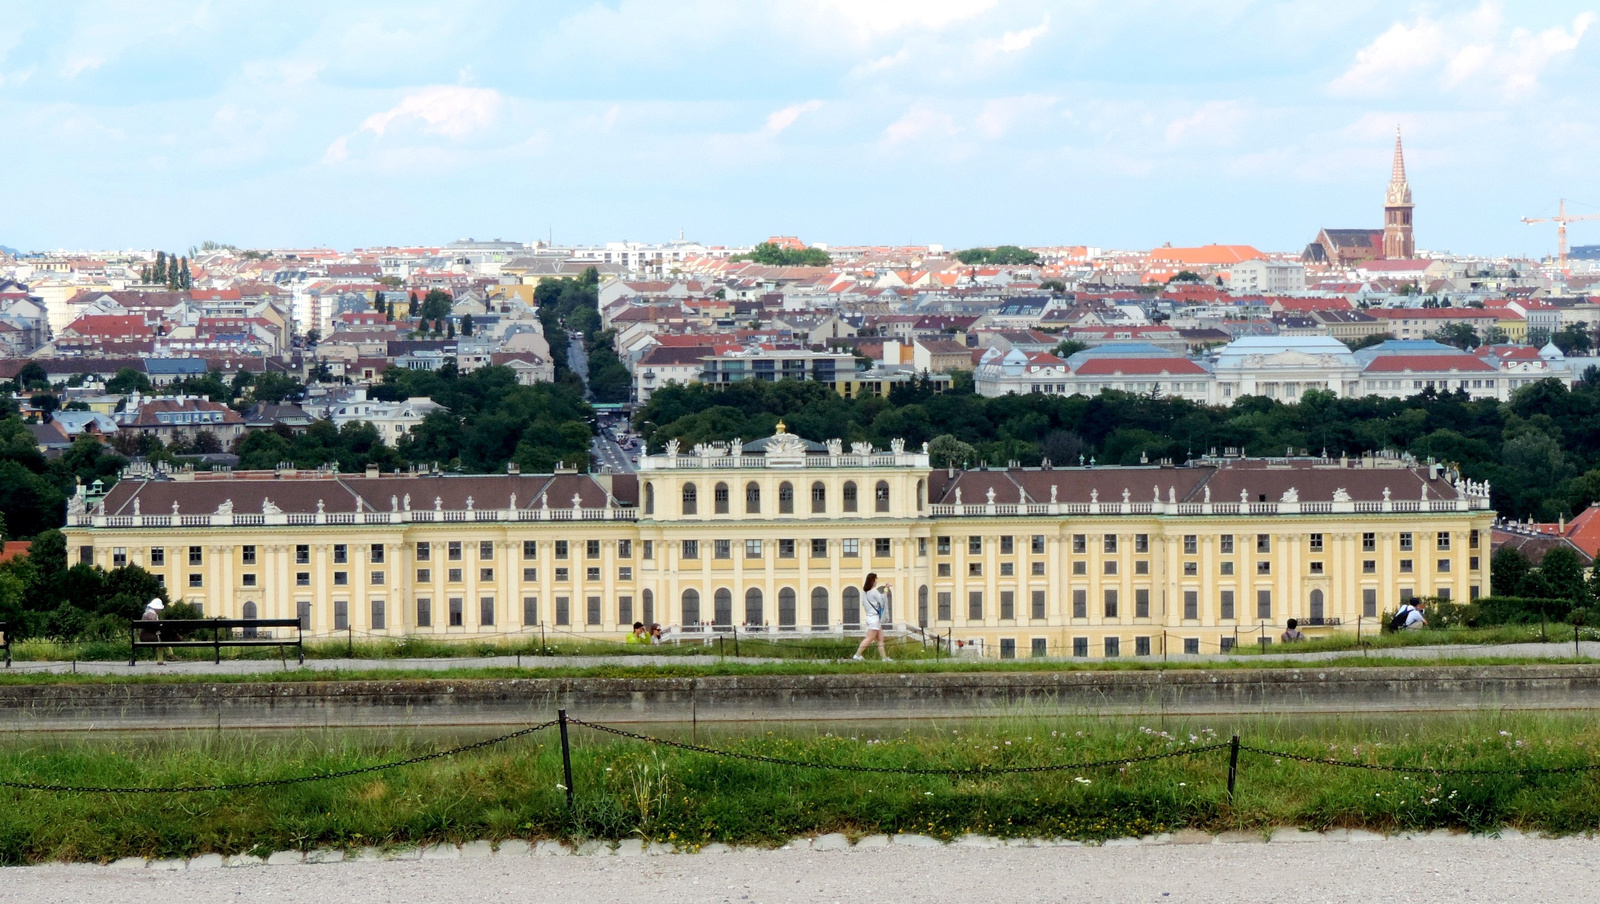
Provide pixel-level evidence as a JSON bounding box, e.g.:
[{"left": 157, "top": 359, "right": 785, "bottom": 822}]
[
  {"left": 558, "top": 708, "right": 575, "bottom": 812},
  {"left": 1227, "top": 734, "right": 1241, "bottom": 802}
]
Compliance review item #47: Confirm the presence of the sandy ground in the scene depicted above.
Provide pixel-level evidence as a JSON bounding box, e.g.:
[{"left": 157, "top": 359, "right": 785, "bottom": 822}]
[{"left": 4, "top": 838, "right": 1598, "bottom": 904}]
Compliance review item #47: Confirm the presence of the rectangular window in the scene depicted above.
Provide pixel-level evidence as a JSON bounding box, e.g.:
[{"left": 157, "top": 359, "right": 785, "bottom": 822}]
[
  {"left": 417, "top": 568, "right": 432, "bottom": 583},
  {"left": 714, "top": 540, "right": 732, "bottom": 560},
  {"left": 1000, "top": 591, "right": 1015, "bottom": 620},
  {"left": 1031, "top": 590, "right": 1046, "bottom": 620},
  {"left": 522, "top": 567, "right": 537, "bottom": 582},
  {"left": 1104, "top": 637, "right": 1121, "bottom": 657},
  {"left": 1135, "top": 636, "right": 1151, "bottom": 656},
  {"left": 585, "top": 567, "right": 600, "bottom": 581},
  {"left": 480, "top": 541, "right": 495, "bottom": 560},
  {"left": 522, "top": 596, "right": 538, "bottom": 626},
  {"left": 1134, "top": 561, "right": 1149, "bottom": 575},
  {"left": 1032, "top": 535, "right": 1046, "bottom": 554},
  {"left": 1400, "top": 559, "right": 1413, "bottom": 573},
  {"left": 1031, "top": 562, "right": 1045, "bottom": 576},
  {"left": 1104, "top": 560, "right": 1118, "bottom": 575},
  {"left": 1220, "top": 534, "right": 1234, "bottom": 555},
  {"left": 523, "top": 540, "right": 538, "bottom": 559},
  {"left": 1072, "top": 561, "right": 1087, "bottom": 575},
  {"left": 1220, "top": 561, "right": 1234, "bottom": 576},
  {"left": 241, "top": 545, "right": 256, "bottom": 565},
  {"left": 555, "top": 540, "right": 569, "bottom": 559},
  {"left": 189, "top": 546, "right": 203, "bottom": 566},
  {"left": 1363, "top": 532, "right": 1376, "bottom": 552},
  {"left": 1134, "top": 534, "right": 1148, "bottom": 553},
  {"left": 1363, "top": 559, "right": 1376, "bottom": 574},
  {"left": 1400, "top": 532, "right": 1413, "bottom": 551},
  {"left": 371, "top": 570, "right": 385, "bottom": 585},
  {"left": 112, "top": 548, "right": 128, "bottom": 568},
  {"left": 1401, "top": 588, "right": 1414, "bottom": 603},
  {"left": 448, "top": 541, "right": 462, "bottom": 561},
  {"left": 618, "top": 539, "right": 632, "bottom": 558},
  {"left": 779, "top": 539, "right": 796, "bottom": 558},
  {"left": 480, "top": 597, "right": 495, "bottom": 626},
  {"left": 1220, "top": 637, "right": 1236, "bottom": 652},
  {"left": 150, "top": 547, "right": 165, "bottom": 566},
  {"left": 554, "top": 596, "right": 571, "bottom": 625},
  {"left": 968, "top": 562, "right": 982, "bottom": 576},
  {"left": 585, "top": 540, "right": 600, "bottom": 560},
  {"left": 1183, "top": 562, "right": 1198, "bottom": 576},
  {"left": 874, "top": 538, "right": 892, "bottom": 557},
  {"left": 1184, "top": 638, "right": 1200, "bottom": 655},
  {"left": 999, "top": 638, "right": 1016, "bottom": 660},
  {"left": 297, "top": 601, "right": 311, "bottom": 631},
  {"left": 745, "top": 539, "right": 762, "bottom": 559},
  {"left": 1363, "top": 588, "right": 1377, "bottom": 617},
  {"left": 1438, "top": 559, "right": 1452, "bottom": 573},
  {"left": 1000, "top": 536, "right": 1014, "bottom": 555},
  {"left": 811, "top": 539, "right": 827, "bottom": 558},
  {"left": 937, "top": 563, "right": 951, "bottom": 577},
  {"left": 1257, "top": 561, "right": 1271, "bottom": 575},
  {"left": 1309, "top": 533, "right": 1323, "bottom": 552},
  {"left": 1073, "top": 534, "right": 1087, "bottom": 554},
  {"left": 1104, "top": 535, "right": 1118, "bottom": 554},
  {"left": 968, "top": 591, "right": 983, "bottom": 621},
  {"left": 1309, "top": 561, "right": 1324, "bottom": 575},
  {"left": 1470, "top": 530, "right": 1480, "bottom": 550},
  {"left": 619, "top": 567, "right": 633, "bottom": 581},
  {"left": 479, "top": 567, "right": 493, "bottom": 582},
  {"left": 333, "top": 571, "right": 347, "bottom": 586},
  {"left": 1256, "top": 589, "right": 1272, "bottom": 620},
  {"left": 416, "top": 542, "right": 431, "bottom": 562},
  {"left": 554, "top": 567, "right": 568, "bottom": 581},
  {"left": 416, "top": 597, "right": 432, "bottom": 627},
  {"left": 1470, "top": 556, "right": 1480, "bottom": 571},
  {"left": 1073, "top": 637, "right": 1089, "bottom": 657},
  {"left": 1183, "top": 535, "right": 1197, "bottom": 555},
  {"left": 1000, "top": 562, "right": 1014, "bottom": 577},
  {"left": 370, "top": 599, "right": 385, "bottom": 631},
  {"left": 643, "top": 541, "right": 654, "bottom": 560},
  {"left": 333, "top": 545, "right": 348, "bottom": 564},
  {"left": 1437, "top": 532, "right": 1451, "bottom": 551},
  {"left": 189, "top": 573, "right": 203, "bottom": 588},
  {"left": 334, "top": 600, "right": 349, "bottom": 630},
  {"left": 1256, "top": 534, "right": 1270, "bottom": 554},
  {"left": 937, "top": 591, "right": 952, "bottom": 620},
  {"left": 1184, "top": 590, "right": 1198, "bottom": 620},
  {"left": 297, "top": 572, "right": 310, "bottom": 586},
  {"left": 450, "top": 567, "right": 467, "bottom": 582},
  {"left": 843, "top": 539, "right": 861, "bottom": 558},
  {"left": 969, "top": 536, "right": 982, "bottom": 555},
  {"left": 937, "top": 536, "right": 951, "bottom": 555},
  {"left": 918, "top": 538, "right": 927, "bottom": 557},
  {"left": 1135, "top": 588, "right": 1150, "bottom": 618},
  {"left": 370, "top": 544, "right": 385, "bottom": 564},
  {"left": 1031, "top": 638, "right": 1048, "bottom": 658},
  {"left": 1104, "top": 589, "right": 1119, "bottom": 618},
  {"left": 1221, "top": 590, "right": 1235, "bottom": 620},
  {"left": 1438, "top": 587, "right": 1452, "bottom": 601},
  {"left": 448, "top": 597, "right": 463, "bottom": 627}
]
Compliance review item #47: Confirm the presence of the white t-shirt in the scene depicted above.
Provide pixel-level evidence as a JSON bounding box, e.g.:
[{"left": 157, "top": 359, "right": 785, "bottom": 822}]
[
  {"left": 863, "top": 587, "right": 888, "bottom": 628},
  {"left": 1403, "top": 607, "right": 1426, "bottom": 629}
]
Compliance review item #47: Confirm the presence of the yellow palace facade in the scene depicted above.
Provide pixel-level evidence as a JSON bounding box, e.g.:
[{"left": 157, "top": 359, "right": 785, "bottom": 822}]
[{"left": 65, "top": 426, "right": 1493, "bottom": 657}]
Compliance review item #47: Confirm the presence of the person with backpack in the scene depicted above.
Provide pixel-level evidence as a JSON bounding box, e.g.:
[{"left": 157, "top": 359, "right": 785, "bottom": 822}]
[
  {"left": 1389, "top": 599, "right": 1427, "bottom": 632},
  {"left": 851, "top": 573, "right": 892, "bottom": 662}
]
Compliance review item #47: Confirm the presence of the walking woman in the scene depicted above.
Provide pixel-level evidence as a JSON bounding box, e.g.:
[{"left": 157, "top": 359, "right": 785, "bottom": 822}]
[{"left": 851, "top": 573, "right": 892, "bottom": 662}]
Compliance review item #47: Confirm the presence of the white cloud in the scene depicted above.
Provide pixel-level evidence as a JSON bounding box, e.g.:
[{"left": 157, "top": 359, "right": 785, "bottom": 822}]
[
  {"left": 976, "top": 96, "right": 1055, "bottom": 139},
  {"left": 1165, "top": 100, "right": 1248, "bottom": 145},
  {"left": 1330, "top": 3, "right": 1594, "bottom": 99},
  {"left": 980, "top": 16, "right": 1050, "bottom": 55},
  {"left": 883, "top": 104, "right": 959, "bottom": 145},
  {"left": 850, "top": 48, "right": 911, "bottom": 78},
  {"left": 766, "top": 100, "right": 823, "bottom": 134},
  {"left": 813, "top": 0, "right": 997, "bottom": 37},
  {"left": 359, "top": 85, "right": 503, "bottom": 138}
]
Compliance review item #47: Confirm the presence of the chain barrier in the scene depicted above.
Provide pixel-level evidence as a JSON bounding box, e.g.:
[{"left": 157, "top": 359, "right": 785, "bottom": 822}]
[
  {"left": 1239, "top": 744, "right": 1600, "bottom": 776},
  {"left": 566, "top": 717, "right": 1230, "bottom": 776},
  {"left": 0, "top": 719, "right": 558, "bottom": 794}
]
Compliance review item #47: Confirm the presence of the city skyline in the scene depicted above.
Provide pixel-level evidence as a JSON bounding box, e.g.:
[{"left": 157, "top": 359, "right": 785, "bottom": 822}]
[{"left": 3, "top": 1, "right": 1598, "bottom": 256}]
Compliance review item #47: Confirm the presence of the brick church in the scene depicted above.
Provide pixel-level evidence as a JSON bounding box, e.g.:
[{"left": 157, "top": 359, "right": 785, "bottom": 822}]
[{"left": 1303, "top": 130, "right": 1415, "bottom": 267}]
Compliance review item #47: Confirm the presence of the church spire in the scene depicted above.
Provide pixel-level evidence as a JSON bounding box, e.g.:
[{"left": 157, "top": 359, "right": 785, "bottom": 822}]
[
  {"left": 1382, "top": 126, "right": 1415, "bottom": 259},
  {"left": 1389, "top": 127, "right": 1408, "bottom": 188}
]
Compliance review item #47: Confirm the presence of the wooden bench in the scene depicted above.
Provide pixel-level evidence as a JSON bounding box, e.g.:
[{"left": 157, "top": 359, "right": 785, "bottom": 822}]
[
  {"left": 0, "top": 622, "right": 10, "bottom": 668},
  {"left": 130, "top": 618, "right": 305, "bottom": 665}
]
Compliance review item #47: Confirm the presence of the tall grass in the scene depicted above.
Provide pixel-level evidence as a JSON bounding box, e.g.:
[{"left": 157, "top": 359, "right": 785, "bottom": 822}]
[{"left": 1, "top": 713, "right": 1599, "bottom": 864}]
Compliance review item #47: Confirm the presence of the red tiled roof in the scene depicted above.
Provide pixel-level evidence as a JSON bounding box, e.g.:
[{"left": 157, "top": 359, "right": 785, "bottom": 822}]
[
  {"left": 1362, "top": 355, "right": 1496, "bottom": 373},
  {"left": 1074, "top": 358, "right": 1208, "bottom": 375},
  {"left": 1369, "top": 308, "right": 1501, "bottom": 320}
]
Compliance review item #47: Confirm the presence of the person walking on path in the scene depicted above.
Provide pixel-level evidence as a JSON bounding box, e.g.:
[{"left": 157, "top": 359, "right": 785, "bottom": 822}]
[
  {"left": 851, "top": 573, "right": 892, "bottom": 662},
  {"left": 139, "top": 598, "right": 166, "bottom": 665}
]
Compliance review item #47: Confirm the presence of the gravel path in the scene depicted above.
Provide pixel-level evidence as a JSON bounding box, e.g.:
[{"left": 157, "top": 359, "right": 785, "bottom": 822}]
[{"left": 4, "top": 838, "right": 1598, "bottom": 904}]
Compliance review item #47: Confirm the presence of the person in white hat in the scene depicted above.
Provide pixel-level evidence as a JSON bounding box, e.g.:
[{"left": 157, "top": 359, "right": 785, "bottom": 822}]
[{"left": 140, "top": 598, "right": 166, "bottom": 665}]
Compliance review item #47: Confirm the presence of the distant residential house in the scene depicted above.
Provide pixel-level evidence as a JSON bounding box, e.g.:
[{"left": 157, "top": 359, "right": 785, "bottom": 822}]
[
  {"left": 242, "top": 402, "right": 315, "bottom": 434},
  {"left": 913, "top": 338, "right": 975, "bottom": 374},
  {"left": 490, "top": 351, "right": 554, "bottom": 384},
  {"left": 634, "top": 344, "right": 715, "bottom": 403},
  {"left": 324, "top": 396, "right": 446, "bottom": 443},
  {"left": 116, "top": 397, "right": 245, "bottom": 444}
]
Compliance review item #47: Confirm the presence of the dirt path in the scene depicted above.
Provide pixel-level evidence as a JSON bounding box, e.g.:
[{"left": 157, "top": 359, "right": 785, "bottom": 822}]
[{"left": 4, "top": 837, "right": 1597, "bottom": 904}]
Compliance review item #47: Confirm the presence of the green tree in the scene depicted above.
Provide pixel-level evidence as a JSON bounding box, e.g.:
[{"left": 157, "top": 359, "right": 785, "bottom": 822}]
[
  {"left": 954, "top": 245, "right": 1041, "bottom": 266},
  {"left": 1040, "top": 279, "right": 1067, "bottom": 293},
  {"left": 106, "top": 367, "right": 152, "bottom": 395},
  {"left": 1539, "top": 545, "right": 1588, "bottom": 604},
  {"left": 1343, "top": 334, "right": 1389, "bottom": 351},
  {"left": 419, "top": 289, "right": 453, "bottom": 322},
  {"left": 1490, "top": 548, "right": 1529, "bottom": 598},
  {"left": 1053, "top": 340, "right": 1089, "bottom": 358},
  {"left": 250, "top": 372, "right": 304, "bottom": 403},
  {"left": 1552, "top": 323, "right": 1593, "bottom": 355},
  {"left": 928, "top": 434, "right": 978, "bottom": 468},
  {"left": 460, "top": 313, "right": 474, "bottom": 337},
  {"left": 374, "top": 290, "right": 387, "bottom": 321},
  {"left": 153, "top": 251, "right": 167, "bottom": 286},
  {"left": 729, "top": 242, "right": 832, "bottom": 266}
]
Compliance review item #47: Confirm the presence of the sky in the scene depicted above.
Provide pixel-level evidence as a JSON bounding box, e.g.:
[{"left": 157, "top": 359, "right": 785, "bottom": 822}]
[{"left": 2, "top": 0, "right": 1599, "bottom": 257}]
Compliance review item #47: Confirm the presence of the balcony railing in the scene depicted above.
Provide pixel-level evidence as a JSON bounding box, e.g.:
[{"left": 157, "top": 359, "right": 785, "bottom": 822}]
[{"left": 72, "top": 506, "right": 640, "bottom": 529}]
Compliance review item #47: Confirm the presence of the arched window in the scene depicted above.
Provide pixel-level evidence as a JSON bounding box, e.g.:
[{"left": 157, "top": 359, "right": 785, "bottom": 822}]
[
  {"left": 811, "top": 481, "right": 827, "bottom": 514},
  {"left": 916, "top": 479, "right": 925, "bottom": 512},
  {"left": 843, "top": 481, "right": 858, "bottom": 513},
  {"left": 917, "top": 586, "right": 929, "bottom": 628},
  {"left": 810, "top": 587, "right": 829, "bottom": 628},
  {"left": 842, "top": 586, "right": 861, "bottom": 630},
  {"left": 745, "top": 482, "right": 761, "bottom": 514},
  {"left": 681, "top": 589, "right": 701, "bottom": 628},
  {"left": 714, "top": 588, "right": 733, "bottom": 627},
  {"left": 714, "top": 482, "right": 730, "bottom": 515},
  {"left": 779, "top": 482, "right": 795, "bottom": 514},
  {"left": 682, "top": 483, "right": 697, "bottom": 515},
  {"left": 1309, "top": 589, "right": 1325, "bottom": 623},
  {"left": 745, "top": 588, "right": 763, "bottom": 626},
  {"left": 778, "top": 588, "right": 797, "bottom": 630},
  {"left": 642, "top": 589, "right": 655, "bottom": 624},
  {"left": 242, "top": 600, "right": 258, "bottom": 639},
  {"left": 644, "top": 482, "right": 655, "bottom": 516},
  {"left": 875, "top": 480, "right": 890, "bottom": 513}
]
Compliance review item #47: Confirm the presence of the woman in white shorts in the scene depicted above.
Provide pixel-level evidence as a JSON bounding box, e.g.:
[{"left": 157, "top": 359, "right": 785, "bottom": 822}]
[{"left": 851, "top": 573, "right": 891, "bottom": 661}]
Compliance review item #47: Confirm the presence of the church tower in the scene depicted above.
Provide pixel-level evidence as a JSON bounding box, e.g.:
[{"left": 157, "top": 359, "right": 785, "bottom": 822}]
[{"left": 1382, "top": 128, "right": 1414, "bottom": 259}]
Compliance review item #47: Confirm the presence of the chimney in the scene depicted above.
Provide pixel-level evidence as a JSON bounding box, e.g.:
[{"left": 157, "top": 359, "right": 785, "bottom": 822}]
[{"left": 365, "top": 464, "right": 379, "bottom": 479}]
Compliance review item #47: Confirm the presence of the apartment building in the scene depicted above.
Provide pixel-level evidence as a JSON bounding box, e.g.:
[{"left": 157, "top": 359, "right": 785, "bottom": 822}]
[{"left": 67, "top": 427, "right": 1491, "bottom": 657}]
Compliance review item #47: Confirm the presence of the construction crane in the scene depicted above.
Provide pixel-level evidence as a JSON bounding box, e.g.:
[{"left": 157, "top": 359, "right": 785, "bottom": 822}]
[{"left": 1522, "top": 198, "right": 1600, "bottom": 274}]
